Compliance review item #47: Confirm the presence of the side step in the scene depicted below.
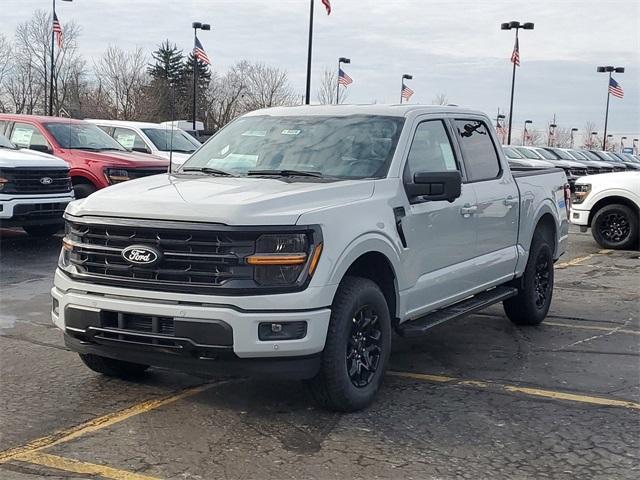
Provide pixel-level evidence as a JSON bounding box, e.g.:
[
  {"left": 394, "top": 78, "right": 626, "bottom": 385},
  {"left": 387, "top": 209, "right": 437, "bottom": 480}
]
[{"left": 397, "top": 286, "right": 518, "bottom": 337}]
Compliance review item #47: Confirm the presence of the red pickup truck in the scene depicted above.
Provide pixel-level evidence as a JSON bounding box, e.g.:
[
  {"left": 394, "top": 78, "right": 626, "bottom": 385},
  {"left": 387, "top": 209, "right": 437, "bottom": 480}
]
[{"left": 0, "top": 115, "right": 168, "bottom": 198}]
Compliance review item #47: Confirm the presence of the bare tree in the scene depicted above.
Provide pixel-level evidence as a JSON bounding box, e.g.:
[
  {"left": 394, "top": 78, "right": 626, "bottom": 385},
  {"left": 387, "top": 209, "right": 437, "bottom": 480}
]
[
  {"left": 94, "top": 46, "right": 148, "bottom": 119},
  {"left": 582, "top": 121, "right": 599, "bottom": 148},
  {"left": 243, "top": 63, "right": 296, "bottom": 110},
  {"left": 317, "top": 67, "right": 348, "bottom": 104},
  {"left": 431, "top": 93, "right": 448, "bottom": 105},
  {"left": 0, "top": 34, "right": 12, "bottom": 112},
  {"left": 203, "top": 61, "right": 250, "bottom": 130}
]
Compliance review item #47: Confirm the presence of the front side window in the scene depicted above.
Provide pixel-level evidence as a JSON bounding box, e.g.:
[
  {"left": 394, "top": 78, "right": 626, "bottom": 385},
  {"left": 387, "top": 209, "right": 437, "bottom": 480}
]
[
  {"left": 10, "top": 122, "right": 49, "bottom": 149},
  {"left": 550, "top": 149, "right": 573, "bottom": 160},
  {"left": 112, "top": 127, "right": 149, "bottom": 152},
  {"left": 535, "top": 148, "right": 558, "bottom": 160},
  {"left": 515, "top": 147, "right": 541, "bottom": 160},
  {"left": 405, "top": 120, "right": 457, "bottom": 179},
  {"left": 454, "top": 119, "right": 500, "bottom": 181},
  {"left": 45, "top": 122, "right": 126, "bottom": 151},
  {"left": 182, "top": 115, "right": 405, "bottom": 179}
]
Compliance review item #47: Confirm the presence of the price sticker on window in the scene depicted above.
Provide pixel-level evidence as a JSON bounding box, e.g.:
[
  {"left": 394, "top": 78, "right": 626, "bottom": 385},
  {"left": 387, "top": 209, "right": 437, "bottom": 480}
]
[{"left": 11, "top": 127, "right": 34, "bottom": 147}]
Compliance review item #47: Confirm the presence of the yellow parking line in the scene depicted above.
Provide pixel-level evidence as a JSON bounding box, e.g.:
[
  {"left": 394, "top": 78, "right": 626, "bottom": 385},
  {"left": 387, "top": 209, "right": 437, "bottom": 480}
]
[
  {"left": 0, "top": 381, "right": 226, "bottom": 464},
  {"left": 14, "top": 452, "right": 159, "bottom": 480},
  {"left": 555, "top": 254, "right": 595, "bottom": 269},
  {"left": 387, "top": 371, "right": 640, "bottom": 410},
  {"left": 545, "top": 321, "right": 640, "bottom": 336}
]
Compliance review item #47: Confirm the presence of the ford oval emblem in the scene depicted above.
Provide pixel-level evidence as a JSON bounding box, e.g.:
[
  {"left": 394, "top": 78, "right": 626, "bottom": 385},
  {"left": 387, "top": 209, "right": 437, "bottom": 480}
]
[
  {"left": 40, "top": 177, "right": 53, "bottom": 185},
  {"left": 121, "top": 245, "right": 161, "bottom": 266}
]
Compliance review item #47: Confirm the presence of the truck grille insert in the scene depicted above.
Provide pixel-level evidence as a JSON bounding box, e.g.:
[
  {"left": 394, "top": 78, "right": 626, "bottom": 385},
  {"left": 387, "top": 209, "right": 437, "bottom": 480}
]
[
  {"left": 66, "top": 219, "right": 259, "bottom": 293},
  {"left": 0, "top": 168, "right": 72, "bottom": 194}
]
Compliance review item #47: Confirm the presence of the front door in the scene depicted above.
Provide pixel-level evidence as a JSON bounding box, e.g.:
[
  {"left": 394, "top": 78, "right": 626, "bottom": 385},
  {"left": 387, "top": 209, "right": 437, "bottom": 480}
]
[{"left": 400, "top": 117, "right": 479, "bottom": 319}]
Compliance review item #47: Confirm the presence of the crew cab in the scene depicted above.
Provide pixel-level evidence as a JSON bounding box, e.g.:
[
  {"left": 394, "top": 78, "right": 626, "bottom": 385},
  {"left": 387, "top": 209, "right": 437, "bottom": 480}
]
[
  {"left": 0, "top": 132, "right": 74, "bottom": 236},
  {"left": 85, "top": 119, "right": 200, "bottom": 170},
  {"left": 52, "top": 105, "right": 569, "bottom": 411},
  {"left": 0, "top": 115, "right": 169, "bottom": 198},
  {"left": 571, "top": 171, "right": 639, "bottom": 250}
]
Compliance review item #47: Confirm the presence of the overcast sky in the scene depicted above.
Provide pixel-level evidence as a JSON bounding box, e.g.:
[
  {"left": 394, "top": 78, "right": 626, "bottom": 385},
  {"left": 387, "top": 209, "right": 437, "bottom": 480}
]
[{"left": 2, "top": 0, "right": 638, "bottom": 137}]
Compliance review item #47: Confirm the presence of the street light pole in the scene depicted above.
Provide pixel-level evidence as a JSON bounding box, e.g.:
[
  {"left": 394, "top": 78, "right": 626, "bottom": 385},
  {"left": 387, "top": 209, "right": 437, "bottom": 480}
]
[
  {"left": 305, "top": 0, "right": 315, "bottom": 105},
  {"left": 547, "top": 123, "right": 557, "bottom": 147},
  {"left": 597, "top": 65, "right": 624, "bottom": 151},
  {"left": 591, "top": 131, "right": 598, "bottom": 149},
  {"left": 501, "top": 21, "right": 534, "bottom": 145},
  {"left": 523, "top": 120, "right": 532, "bottom": 145},
  {"left": 570, "top": 128, "right": 578, "bottom": 148},
  {"left": 191, "top": 22, "right": 210, "bottom": 132},
  {"left": 336, "top": 57, "right": 350, "bottom": 104},
  {"left": 620, "top": 136, "right": 627, "bottom": 152}
]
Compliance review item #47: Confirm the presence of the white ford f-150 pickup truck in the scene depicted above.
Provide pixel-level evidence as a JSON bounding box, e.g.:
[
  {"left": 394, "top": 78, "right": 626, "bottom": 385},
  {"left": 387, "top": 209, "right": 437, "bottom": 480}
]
[
  {"left": 52, "top": 105, "right": 569, "bottom": 411},
  {"left": 1, "top": 132, "right": 74, "bottom": 236},
  {"left": 571, "top": 171, "right": 639, "bottom": 250}
]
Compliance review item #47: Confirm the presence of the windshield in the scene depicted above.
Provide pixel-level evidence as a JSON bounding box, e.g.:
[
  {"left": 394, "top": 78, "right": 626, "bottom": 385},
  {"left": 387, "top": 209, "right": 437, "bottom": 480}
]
[
  {"left": 535, "top": 148, "right": 558, "bottom": 160},
  {"left": 551, "top": 149, "right": 574, "bottom": 160},
  {"left": 502, "top": 146, "right": 524, "bottom": 159},
  {"left": 580, "top": 150, "right": 601, "bottom": 161},
  {"left": 45, "top": 122, "right": 126, "bottom": 151},
  {"left": 514, "top": 147, "right": 542, "bottom": 160},
  {"left": 142, "top": 128, "right": 200, "bottom": 153},
  {"left": 0, "top": 132, "right": 17, "bottom": 149},
  {"left": 181, "top": 115, "right": 405, "bottom": 179}
]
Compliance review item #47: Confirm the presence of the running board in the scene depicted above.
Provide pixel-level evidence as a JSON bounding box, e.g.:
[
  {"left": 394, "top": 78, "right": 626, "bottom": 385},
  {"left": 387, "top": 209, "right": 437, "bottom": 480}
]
[{"left": 397, "top": 286, "right": 518, "bottom": 337}]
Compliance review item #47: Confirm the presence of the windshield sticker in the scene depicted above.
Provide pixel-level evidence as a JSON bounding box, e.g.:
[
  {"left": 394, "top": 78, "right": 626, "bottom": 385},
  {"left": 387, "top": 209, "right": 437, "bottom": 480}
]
[
  {"left": 281, "top": 129, "right": 301, "bottom": 135},
  {"left": 241, "top": 130, "right": 267, "bottom": 137},
  {"left": 115, "top": 133, "right": 136, "bottom": 149},
  {"left": 220, "top": 145, "right": 230, "bottom": 155},
  {"left": 11, "top": 127, "right": 34, "bottom": 147}
]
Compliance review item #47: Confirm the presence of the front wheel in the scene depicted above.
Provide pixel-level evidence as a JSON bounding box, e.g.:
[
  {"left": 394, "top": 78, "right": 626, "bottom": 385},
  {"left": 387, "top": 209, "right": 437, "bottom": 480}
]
[
  {"left": 503, "top": 234, "right": 554, "bottom": 326},
  {"left": 591, "top": 204, "right": 638, "bottom": 250},
  {"left": 308, "top": 276, "right": 391, "bottom": 412}
]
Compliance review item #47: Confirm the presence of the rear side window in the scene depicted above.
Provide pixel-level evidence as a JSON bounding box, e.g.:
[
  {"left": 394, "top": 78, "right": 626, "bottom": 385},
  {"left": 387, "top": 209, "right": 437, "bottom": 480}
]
[
  {"left": 10, "top": 122, "right": 49, "bottom": 149},
  {"left": 405, "top": 120, "right": 457, "bottom": 178},
  {"left": 454, "top": 120, "right": 500, "bottom": 181},
  {"left": 113, "top": 127, "right": 149, "bottom": 152}
]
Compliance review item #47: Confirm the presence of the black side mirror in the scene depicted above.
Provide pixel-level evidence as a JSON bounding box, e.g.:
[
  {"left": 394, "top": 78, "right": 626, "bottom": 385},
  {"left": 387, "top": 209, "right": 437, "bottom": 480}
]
[
  {"left": 132, "top": 146, "right": 151, "bottom": 154},
  {"left": 29, "top": 144, "right": 53, "bottom": 154},
  {"left": 406, "top": 171, "right": 462, "bottom": 203}
]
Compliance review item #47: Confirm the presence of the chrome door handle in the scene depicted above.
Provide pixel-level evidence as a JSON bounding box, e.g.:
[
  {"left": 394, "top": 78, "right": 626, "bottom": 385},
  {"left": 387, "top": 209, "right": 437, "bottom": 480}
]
[
  {"left": 503, "top": 196, "right": 518, "bottom": 207},
  {"left": 460, "top": 205, "right": 477, "bottom": 217}
]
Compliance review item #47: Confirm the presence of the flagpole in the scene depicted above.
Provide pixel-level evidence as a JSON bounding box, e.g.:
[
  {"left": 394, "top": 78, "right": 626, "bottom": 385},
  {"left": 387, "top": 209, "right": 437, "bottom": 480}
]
[
  {"left": 602, "top": 71, "right": 611, "bottom": 151},
  {"left": 49, "top": 0, "right": 56, "bottom": 116},
  {"left": 305, "top": 0, "right": 314, "bottom": 104},
  {"left": 336, "top": 58, "right": 340, "bottom": 105},
  {"left": 506, "top": 28, "right": 518, "bottom": 145}
]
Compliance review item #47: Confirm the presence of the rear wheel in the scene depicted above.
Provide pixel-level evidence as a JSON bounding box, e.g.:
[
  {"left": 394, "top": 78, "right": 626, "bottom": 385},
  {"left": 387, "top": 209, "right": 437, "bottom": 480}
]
[
  {"left": 73, "top": 183, "right": 97, "bottom": 199},
  {"left": 308, "top": 276, "right": 391, "bottom": 412},
  {"left": 591, "top": 204, "right": 638, "bottom": 250},
  {"left": 23, "top": 224, "right": 61, "bottom": 237},
  {"left": 79, "top": 353, "right": 149, "bottom": 379},
  {"left": 503, "top": 233, "right": 554, "bottom": 325}
]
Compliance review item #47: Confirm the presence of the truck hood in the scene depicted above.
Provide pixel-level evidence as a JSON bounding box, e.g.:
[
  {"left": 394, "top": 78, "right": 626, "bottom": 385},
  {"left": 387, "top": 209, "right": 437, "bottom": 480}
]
[
  {"left": 65, "top": 149, "right": 169, "bottom": 168},
  {"left": 67, "top": 174, "right": 375, "bottom": 225},
  {"left": 0, "top": 148, "right": 69, "bottom": 168}
]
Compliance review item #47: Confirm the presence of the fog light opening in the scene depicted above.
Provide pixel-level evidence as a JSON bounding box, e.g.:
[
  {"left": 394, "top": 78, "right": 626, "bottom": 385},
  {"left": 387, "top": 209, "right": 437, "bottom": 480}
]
[{"left": 258, "top": 321, "right": 307, "bottom": 341}]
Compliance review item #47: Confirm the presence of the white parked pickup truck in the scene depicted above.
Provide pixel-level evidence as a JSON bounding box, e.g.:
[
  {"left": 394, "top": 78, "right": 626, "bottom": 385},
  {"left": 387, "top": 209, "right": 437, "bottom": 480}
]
[
  {"left": 571, "top": 171, "right": 639, "bottom": 250},
  {"left": 0, "top": 133, "right": 74, "bottom": 236},
  {"left": 53, "top": 105, "right": 569, "bottom": 411}
]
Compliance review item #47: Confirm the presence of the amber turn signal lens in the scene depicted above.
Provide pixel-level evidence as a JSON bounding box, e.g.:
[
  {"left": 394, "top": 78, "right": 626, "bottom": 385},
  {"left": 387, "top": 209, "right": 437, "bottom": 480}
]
[
  {"left": 308, "top": 243, "right": 323, "bottom": 275},
  {"left": 246, "top": 253, "right": 307, "bottom": 265}
]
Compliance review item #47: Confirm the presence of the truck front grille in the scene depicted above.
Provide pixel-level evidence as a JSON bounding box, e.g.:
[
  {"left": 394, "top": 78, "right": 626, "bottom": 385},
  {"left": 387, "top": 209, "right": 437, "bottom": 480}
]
[
  {"left": 65, "top": 218, "right": 259, "bottom": 293},
  {"left": 127, "top": 168, "right": 168, "bottom": 179},
  {"left": 0, "top": 168, "right": 72, "bottom": 194}
]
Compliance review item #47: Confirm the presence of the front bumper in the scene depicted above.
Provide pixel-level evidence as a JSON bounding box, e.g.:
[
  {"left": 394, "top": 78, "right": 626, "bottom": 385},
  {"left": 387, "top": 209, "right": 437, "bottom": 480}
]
[
  {"left": 570, "top": 207, "right": 590, "bottom": 227},
  {"left": 52, "top": 269, "right": 332, "bottom": 375},
  {"left": 0, "top": 192, "right": 74, "bottom": 225}
]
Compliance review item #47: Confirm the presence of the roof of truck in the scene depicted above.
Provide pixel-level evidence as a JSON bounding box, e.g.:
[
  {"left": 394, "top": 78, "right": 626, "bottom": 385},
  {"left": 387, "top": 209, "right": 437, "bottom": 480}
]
[
  {"left": 84, "top": 119, "right": 166, "bottom": 129},
  {"left": 244, "top": 104, "right": 486, "bottom": 118},
  {"left": 0, "top": 113, "right": 86, "bottom": 124}
]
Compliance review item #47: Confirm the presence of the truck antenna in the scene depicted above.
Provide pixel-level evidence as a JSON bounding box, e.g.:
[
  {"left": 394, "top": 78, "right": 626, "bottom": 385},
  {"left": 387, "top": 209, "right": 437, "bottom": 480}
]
[{"left": 168, "top": 85, "right": 175, "bottom": 173}]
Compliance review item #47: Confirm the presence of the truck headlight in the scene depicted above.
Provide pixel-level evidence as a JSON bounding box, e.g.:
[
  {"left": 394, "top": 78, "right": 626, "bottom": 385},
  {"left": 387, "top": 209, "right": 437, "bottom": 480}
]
[
  {"left": 0, "top": 175, "right": 8, "bottom": 191},
  {"left": 58, "top": 238, "right": 74, "bottom": 272},
  {"left": 246, "top": 233, "right": 322, "bottom": 286},
  {"left": 104, "top": 168, "right": 130, "bottom": 184},
  {"left": 572, "top": 184, "right": 591, "bottom": 204}
]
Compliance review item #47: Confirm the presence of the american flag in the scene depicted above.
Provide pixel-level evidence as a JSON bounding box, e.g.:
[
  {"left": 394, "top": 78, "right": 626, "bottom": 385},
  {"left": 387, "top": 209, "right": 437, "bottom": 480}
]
[
  {"left": 609, "top": 77, "right": 624, "bottom": 98},
  {"left": 401, "top": 83, "right": 414, "bottom": 101},
  {"left": 193, "top": 36, "right": 211, "bottom": 65},
  {"left": 511, "top": 36, "right": 520, "bottom": 67},
  {"left": 338, "top": 68, "right": 352, "bottom": 86},
  {"left": 53, "top": 13, "right": 63, "bottom": 49},
  {"left": 322, "top": 0, "right": 331, "bottom": 15}
]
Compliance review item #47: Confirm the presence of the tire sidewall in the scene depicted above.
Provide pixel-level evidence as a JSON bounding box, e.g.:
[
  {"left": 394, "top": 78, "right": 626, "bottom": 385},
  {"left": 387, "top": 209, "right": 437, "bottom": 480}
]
[
  {"left": 592, "top": 205, "right": 638, "bottom": 250},
  {"left": 522, "top": 239, "right": 554, "bottom": 322}
]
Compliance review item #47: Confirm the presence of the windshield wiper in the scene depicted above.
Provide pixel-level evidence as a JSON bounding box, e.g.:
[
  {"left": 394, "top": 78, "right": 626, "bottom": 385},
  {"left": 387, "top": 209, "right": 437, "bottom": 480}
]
[
  {"left": 180, "top": 167, "right": 236, "bottom": 176},
  {"left": 247, "top": 169, "right": 324, "bottom": 178},
  {"left": 165, "top": 149, "right": 195, "bottom": 154}
]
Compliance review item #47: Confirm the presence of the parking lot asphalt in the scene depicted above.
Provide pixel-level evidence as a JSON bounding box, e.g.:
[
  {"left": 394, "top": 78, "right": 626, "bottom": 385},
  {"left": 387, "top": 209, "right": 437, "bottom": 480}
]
[{"left": 0, "top": 226, "right": 638, "bottom": 479}]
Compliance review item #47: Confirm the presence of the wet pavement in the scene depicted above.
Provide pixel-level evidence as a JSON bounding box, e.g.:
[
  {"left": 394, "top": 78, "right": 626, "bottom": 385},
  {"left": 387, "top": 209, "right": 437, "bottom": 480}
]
[{"left": 0, "top": 226, "right": 638, "bottom": 479}]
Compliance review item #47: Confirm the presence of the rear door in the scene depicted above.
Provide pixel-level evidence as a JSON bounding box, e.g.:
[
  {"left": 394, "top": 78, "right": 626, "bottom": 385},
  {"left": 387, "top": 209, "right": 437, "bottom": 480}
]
[
  {"left": 453, "top": 118, "right": 519, "bottom": 287},
  {"left": 399, "top": 116, "right": 479, "bottom": 317}
]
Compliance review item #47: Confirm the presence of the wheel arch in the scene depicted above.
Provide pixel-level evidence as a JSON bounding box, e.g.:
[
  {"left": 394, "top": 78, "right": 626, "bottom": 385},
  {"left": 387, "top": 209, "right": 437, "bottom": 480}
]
[{"left": 587, "top": 195, "right": 639, "bottom": 227}]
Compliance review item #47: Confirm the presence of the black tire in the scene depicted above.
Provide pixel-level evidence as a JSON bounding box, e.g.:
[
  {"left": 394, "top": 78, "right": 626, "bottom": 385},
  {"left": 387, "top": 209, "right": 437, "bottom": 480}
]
[
  {"left": 22, "top": 224, "right": 61, "bottom": 237},
  {"left": 308, "top": 276, "right": 391, "bottom": 412},
  {"left": 73, "top": 183, "right": 97, "bottom": 199},
  {"left": 591, "top": 204, "right": 638, "bottom": 250},
  {"left": 503, "top": 233, "right": 554, "bottom": 326},
  {"left": 79, "top": 353, "right": 149, "bottom": 379}
]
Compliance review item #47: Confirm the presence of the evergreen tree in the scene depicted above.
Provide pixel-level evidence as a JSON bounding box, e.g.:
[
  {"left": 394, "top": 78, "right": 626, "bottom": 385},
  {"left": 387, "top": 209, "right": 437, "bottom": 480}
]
[
  {"left": 182, "top": 52, "right": 211, "bottom": 122},
  {"left": 147, "top": 40, "right": 186, "bottom": 120}
]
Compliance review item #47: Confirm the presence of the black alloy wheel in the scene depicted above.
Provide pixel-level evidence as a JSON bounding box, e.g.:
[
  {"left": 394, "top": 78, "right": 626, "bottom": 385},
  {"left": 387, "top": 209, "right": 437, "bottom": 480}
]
[{"left": 347, "top": 305, "right": 382, "bottom": 388}]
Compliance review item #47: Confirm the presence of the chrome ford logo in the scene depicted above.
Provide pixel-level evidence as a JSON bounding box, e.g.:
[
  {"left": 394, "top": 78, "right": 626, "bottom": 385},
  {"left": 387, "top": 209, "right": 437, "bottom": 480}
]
[
  {"left": 40, "top": 177, "right": 53, "bottom": 185},
  {"left": 121, "top": 245, "right": 161, "bottom": 266}
]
